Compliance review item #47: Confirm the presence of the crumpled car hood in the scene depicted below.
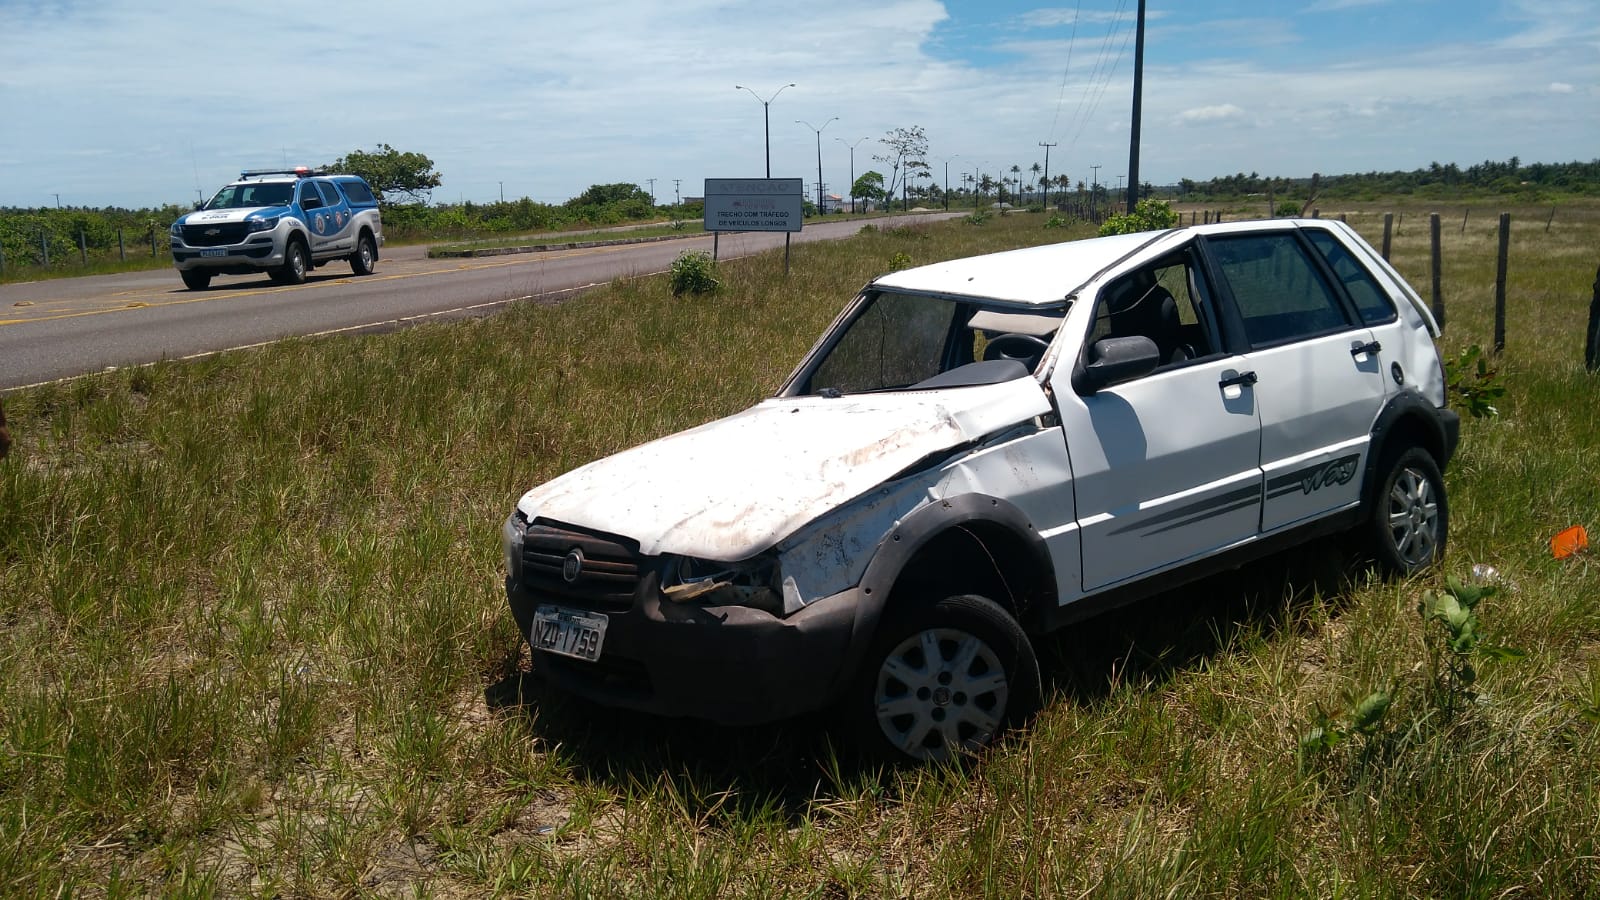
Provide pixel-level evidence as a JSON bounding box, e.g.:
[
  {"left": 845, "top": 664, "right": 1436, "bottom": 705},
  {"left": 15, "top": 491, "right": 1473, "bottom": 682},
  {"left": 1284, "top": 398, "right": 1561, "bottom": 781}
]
[{"left": 516, "top": 378, "right": 1050, "bottom": 559}]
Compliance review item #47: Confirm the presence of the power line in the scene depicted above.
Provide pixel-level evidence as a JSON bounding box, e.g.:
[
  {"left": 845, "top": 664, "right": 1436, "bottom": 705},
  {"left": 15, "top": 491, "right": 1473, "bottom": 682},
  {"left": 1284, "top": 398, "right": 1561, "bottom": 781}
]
[
  {"left": 1047, "top": 0, "right": 1085, "bottom": 141},
  {"left": 1068, "top": 0, "right": 1136, "bottom": 153}
]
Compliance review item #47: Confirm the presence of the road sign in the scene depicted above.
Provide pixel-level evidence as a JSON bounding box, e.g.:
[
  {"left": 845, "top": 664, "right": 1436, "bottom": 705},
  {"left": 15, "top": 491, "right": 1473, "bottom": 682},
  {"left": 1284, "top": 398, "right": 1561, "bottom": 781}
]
[{"left": 704, "top": 178, "right": 803, "bottom": 233}]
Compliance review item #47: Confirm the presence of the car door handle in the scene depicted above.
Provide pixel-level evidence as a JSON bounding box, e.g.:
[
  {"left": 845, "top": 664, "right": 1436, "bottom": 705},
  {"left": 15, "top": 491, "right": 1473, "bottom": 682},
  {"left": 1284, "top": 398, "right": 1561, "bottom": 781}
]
[
  {"left": 1350, "top": 340, "right": 1382, "bottom": 358},
  {"left": 1219, "top": 370, "right": 1258, "bottom": 389}
]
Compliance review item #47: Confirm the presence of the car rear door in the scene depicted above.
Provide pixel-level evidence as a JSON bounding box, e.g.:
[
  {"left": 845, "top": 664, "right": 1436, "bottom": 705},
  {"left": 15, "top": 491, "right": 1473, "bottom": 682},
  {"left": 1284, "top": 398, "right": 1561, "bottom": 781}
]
[{"left": 1200, "top": 229, "right": 1387, "bottom": 534}]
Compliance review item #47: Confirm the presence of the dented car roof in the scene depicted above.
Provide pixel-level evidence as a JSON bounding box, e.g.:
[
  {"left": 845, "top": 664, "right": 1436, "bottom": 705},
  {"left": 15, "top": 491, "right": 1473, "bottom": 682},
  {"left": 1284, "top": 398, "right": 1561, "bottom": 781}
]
[{"left": 871, "top": 229, "right": 1163, "bottom": 305}]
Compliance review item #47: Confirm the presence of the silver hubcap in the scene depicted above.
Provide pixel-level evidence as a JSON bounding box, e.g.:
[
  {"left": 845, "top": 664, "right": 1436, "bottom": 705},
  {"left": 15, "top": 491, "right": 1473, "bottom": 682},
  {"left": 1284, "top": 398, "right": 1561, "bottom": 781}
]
[
  {"left": 360, "top": 241, "right": 373, "bottom": 267},
  {"left": 1386, "top": 467, "right": 1440, "bottom": 566},
  {"left": 875, "top": 627, "right": 1008, "bottom": 762}
]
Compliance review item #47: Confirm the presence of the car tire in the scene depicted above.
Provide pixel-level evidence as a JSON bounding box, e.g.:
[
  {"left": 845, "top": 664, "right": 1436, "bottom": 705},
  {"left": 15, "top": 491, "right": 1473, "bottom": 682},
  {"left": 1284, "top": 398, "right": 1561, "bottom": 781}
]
[
  {"left": 179, "top": 269, "right": 211, "bottom": 291},
  {"left": 271, "top": 239, "right": 309, "bottom": 285},
  {"left": 851, "top": 593, "right": 1041, "bottom": 764},
  {"left": 1367, "top": 446, "right": 1448, "bottom": 576},
  {"left": 350, "top": 233, "right": 377, "bottom": 276}
]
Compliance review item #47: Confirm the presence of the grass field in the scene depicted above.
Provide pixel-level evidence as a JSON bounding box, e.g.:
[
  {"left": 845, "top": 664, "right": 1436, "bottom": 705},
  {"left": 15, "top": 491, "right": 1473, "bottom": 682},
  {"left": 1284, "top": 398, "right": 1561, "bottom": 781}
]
[{"left": 1, "top": 204, "right": 1597, "bottom": 897}]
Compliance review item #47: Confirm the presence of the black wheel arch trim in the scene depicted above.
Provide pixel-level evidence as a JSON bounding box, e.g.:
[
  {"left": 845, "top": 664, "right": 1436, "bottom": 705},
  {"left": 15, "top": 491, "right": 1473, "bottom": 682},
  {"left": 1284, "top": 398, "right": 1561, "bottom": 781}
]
[
  {"left": 830, "top": 493, "right": 1056, "bottom": 696},
  {"left": 1362, "top": 391, "right": 1459, "bottom": 514}
]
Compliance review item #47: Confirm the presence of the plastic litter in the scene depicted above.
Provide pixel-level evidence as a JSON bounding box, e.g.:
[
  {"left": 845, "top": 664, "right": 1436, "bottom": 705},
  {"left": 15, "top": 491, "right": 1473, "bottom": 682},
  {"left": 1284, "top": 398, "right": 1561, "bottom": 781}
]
[{"left": 1552, "top": 525, "right": 1590, "bottom": 560}]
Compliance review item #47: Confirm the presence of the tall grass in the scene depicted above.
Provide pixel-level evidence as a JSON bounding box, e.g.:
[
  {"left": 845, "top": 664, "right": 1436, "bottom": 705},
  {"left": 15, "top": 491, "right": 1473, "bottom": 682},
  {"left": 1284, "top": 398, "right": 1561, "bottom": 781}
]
[{"left": 1, "top": 207, "right": 1597, "bottom": 895}]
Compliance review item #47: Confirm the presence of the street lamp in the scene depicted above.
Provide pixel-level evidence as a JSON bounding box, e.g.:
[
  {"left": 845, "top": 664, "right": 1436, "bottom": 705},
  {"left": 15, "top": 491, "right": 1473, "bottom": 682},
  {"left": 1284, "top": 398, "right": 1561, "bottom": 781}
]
[
  {"left": 734, "top": 83, "right": 796, "bottom": 177},
  {"left": 797, "top": 117, "right": 837, "bottom": 214},
  {"left": 837, "top": 136, "right": 867, "bottom": 213}
]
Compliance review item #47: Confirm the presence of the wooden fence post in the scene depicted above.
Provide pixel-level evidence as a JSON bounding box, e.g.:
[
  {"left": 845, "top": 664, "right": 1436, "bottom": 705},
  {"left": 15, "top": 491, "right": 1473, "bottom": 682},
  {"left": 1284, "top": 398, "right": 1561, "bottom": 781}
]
[
  {"left": 1547, "top": 207, "right": 1557, "bottom": 232},
  {"left": 1461, "top": 209, "right": 1470, "bottom": 234},
  {"left": 118, "top": 228, "right": 125, "bottom": 261},
  {"left": 78, "top": 229, "right": 88, "bottom": 265},
  {"left": 1312, "top": 208, "right": 1320, "bottom": 219},
  {"left": 1381, "top": 212, "right": 1394, "bottom": 260},
  {"left": 1493, "top": 212, "right": 1510, "bottom": 353},
  {"left": 1430, "top": 213, "right": 1445, "bottom": 329},
  {"left": 40, "top": 232, "right": 49, "bottom": 267},
  {"left": 1586, "top": 263, "right": 1600, "bottom": 372}
]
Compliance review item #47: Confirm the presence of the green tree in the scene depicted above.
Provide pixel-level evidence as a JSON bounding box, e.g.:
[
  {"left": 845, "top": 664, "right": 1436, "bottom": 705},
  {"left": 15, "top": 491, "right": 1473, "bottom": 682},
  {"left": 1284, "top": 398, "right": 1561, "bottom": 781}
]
[
  {"left": 568, "top": 183, "right": 653, "bottom": 207},
  {"left": 326, "top": 144, "right": 442, "bottom": 205},
  {"left": 852, "top": 171, "right": 889, "bottom": 207},
  {"left": 873, "top": 126, "right": 930, "bottom": 209}
]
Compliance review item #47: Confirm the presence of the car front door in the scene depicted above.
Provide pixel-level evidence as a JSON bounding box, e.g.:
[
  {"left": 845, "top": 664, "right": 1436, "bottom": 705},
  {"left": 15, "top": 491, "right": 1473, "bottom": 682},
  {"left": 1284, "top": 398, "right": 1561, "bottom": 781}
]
[
  {"left": 296, "top": 180, "right": 331, "bottom": 255},
  {"left": 1053, "top": 245, "right": 1264, "bottom": 593},
  {"left": 314, "top": 180, "right": 355, "bottom": 253},
  {"left": 1201, "top": 230, "right": 1387, "bottom": 534}
]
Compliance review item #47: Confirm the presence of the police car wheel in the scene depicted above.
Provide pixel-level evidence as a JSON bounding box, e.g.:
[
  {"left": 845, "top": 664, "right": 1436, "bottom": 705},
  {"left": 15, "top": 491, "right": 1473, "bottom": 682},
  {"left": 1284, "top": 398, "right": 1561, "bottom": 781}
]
[
  {"left": 350, "top": 234, "right": 377, "bottom": 276},
  {"left": 179, "top": 269, "right": 211, "bottom": 291},
  {"left": 273, "top": 240, "right": 309, "bottom": 285}
]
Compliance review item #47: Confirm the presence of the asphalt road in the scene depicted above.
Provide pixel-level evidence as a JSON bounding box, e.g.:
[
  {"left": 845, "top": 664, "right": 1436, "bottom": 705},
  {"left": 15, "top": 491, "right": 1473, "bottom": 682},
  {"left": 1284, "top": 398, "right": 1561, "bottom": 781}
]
[{"left": 0, "top": 214, "right": 962, "bottom": 390}]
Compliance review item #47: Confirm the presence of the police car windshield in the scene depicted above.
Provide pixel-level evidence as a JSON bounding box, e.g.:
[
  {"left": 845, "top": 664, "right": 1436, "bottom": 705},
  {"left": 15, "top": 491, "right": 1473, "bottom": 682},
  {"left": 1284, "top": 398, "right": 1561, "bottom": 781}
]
[{"left": 206, "top": 182, "right": 294, "bottom": 209}]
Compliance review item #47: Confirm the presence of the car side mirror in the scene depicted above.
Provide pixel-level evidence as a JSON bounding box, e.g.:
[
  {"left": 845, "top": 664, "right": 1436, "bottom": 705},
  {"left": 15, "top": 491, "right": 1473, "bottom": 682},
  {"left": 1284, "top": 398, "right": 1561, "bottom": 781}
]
[{"left": 1072, "top": 335, "right": 1161, "bottom": 395}]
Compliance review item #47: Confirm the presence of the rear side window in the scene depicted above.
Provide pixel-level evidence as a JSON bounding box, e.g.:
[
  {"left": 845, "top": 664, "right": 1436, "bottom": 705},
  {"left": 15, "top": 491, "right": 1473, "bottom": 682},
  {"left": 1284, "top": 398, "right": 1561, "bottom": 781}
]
[
  {"left": 1207, "top": 233, "right": 1352, "bottom": 347},
  {"left": 1304, "top": 230, "right": 1396, "bottom": 325},
  {"left": 316, "top": 181, "right": 343, "bottom": 207},
  {"left": 337, "top": 179, "right": 377, "bottom": 204}
]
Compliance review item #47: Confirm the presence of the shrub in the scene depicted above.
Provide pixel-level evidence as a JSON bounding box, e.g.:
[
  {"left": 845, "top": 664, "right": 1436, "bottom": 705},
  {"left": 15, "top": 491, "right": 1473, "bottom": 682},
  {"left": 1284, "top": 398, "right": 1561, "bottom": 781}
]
[
  {"left": 1098, "top": 199, "right": 1180, "bottom": 236},
  {"left": 668, "top": 250, "right": 719, "bottom": 296}
]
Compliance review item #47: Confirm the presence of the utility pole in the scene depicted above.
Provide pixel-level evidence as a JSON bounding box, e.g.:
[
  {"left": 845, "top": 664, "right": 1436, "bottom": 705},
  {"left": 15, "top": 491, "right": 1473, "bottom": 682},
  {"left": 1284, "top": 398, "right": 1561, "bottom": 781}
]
[
  {"left": 837, "top": 137, "right": 867, "bottom": 213},
  {"left": 735, "top": 83, "right": 796, "bottom": 177},
  {"left": 673, "top": 179, "right": 681, "bottom": 207},
  {"left": 1126, "top": 0, "right": 1146, "bottom": 214},
  {"left": 939, "top": 155, "right": 960, "bottom": 211},
  {"left": 646, "top": 178, "right": 656, "bottom": 206},
  {"left": 1090, "top": 164, "right": 1102, "bottom": 220},
  {"left": 498, "top": 181, "right": 504, "bottom": 203},
  {"left": 54, "top": 193, "right": 61, "bottom": 208},
  {"left": 1038, "top": 141, "right": 1057, "bottom": 209}
]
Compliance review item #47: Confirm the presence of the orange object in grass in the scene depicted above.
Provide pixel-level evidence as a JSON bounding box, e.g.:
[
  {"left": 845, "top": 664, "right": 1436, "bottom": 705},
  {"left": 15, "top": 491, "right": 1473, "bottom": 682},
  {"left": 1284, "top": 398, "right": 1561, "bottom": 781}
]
[{"left": 1552, "top": 525, "right": 1589, "bottom": 559}]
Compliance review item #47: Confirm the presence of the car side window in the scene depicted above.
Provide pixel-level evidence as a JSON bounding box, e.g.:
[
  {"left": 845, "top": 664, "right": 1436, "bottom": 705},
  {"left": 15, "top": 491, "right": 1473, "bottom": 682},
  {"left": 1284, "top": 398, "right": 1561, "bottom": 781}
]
[
  {"left": 1207, "top": 233, "right": 1351, "bottom": 347},
  {"left": 1304, "top": 230, "right": 1397, "bottom": 326},
  {"left": 316, "top": 181, "right": 343, "bottom": 207},
  {"left": 299, "top": 182, "right": 324, "bottom": 210},
  {"left": 1089, "top": 251, "right": 1218, "bottom": 367}
]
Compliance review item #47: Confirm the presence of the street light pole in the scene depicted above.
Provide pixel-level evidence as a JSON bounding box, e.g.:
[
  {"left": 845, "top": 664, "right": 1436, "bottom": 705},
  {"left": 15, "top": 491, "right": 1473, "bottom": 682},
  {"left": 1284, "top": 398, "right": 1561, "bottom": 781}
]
[
  {"left": 837, "top": 137, "right": 867, "bottom": 213},
  {"left": 735, "top": 83, "right": 796, "bottom": 177},
  {"left": 797, "top": 118, "right": 837, "bottom": 214},
  {"left": 1038, "top": 141, "right": 1057, "bottom": 209}
]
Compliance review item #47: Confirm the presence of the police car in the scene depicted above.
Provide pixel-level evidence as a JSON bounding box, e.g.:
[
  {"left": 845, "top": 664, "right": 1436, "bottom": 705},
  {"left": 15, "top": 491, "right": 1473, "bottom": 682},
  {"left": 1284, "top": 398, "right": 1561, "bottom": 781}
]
[{"left": 169, "top": 167, "right": 384, "bottom": 290}]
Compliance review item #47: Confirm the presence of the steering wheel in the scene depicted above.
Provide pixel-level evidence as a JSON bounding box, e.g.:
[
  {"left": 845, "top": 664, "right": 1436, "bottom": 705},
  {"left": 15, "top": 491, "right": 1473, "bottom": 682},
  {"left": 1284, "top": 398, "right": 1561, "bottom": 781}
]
[{"left": 982, "top": 333, "right": 1051, "bottom": 369}]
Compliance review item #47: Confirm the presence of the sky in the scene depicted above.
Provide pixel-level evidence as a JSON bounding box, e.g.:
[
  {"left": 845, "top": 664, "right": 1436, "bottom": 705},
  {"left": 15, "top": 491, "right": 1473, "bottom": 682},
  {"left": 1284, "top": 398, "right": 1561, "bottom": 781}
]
[{"left": 1, "top": 0, "right": 1596, "bottom": 209}]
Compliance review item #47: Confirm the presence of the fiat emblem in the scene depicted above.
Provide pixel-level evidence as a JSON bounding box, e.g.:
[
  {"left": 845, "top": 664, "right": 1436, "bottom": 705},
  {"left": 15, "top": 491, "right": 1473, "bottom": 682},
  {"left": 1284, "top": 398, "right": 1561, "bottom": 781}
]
[{"left": 562, "top": 548, "right": 585, "bottom": 583}]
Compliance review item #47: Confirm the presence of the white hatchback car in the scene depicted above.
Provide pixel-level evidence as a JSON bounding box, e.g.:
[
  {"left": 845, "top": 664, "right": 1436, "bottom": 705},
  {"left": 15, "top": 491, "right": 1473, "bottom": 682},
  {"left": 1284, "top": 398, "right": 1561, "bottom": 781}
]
[{"left": 501, "top": 219, "right": 1459, "bottom": 762}]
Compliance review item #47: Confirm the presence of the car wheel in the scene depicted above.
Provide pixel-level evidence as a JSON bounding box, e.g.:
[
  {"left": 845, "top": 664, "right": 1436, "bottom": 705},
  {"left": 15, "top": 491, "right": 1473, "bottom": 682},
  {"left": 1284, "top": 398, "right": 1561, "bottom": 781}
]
[
  {"left": 272, "top": 239, "right": 309, "bottom": 285},
  {"left": 1368, "top": 447, "right": 1448, "bottom": 575},
  {"left": 350, "top": 233, "right": 376, "bottom": 276},
  {"left": 179, "top": 269, "right": 211, "bottom": 291},
  {"left": 852, "top": 594, "right": 1040, "bottom": 764}
]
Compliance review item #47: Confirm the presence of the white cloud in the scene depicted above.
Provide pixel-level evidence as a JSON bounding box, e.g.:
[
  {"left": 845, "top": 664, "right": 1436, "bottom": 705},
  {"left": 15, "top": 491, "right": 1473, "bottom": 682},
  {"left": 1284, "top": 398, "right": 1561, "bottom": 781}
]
[
  {"left": 1548, "top": 81, "right": 1576, "bottom": 93},
  {"left": 1178, "top": 104, "right": 1247, "bottom": 124}
]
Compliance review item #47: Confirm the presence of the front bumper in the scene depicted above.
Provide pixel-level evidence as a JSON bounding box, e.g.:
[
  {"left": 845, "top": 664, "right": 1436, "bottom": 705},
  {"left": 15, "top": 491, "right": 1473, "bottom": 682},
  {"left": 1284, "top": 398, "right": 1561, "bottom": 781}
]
[
  {"left": 506, "top": 576, "right": 859, "bottom": 726},
  {"left": 170, "top": 226, "right": 288, "bottom": 272}
]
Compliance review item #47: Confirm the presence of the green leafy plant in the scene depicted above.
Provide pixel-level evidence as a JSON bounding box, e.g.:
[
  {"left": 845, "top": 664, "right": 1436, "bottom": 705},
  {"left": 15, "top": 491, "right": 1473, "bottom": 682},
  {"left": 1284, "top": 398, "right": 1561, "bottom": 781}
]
[
  {"left": 1418, "top": 577, "right": 1525, "bottom": 718},
  {"left": 1098, "top": 199, "right": 1180, "bottom": 236},
  {"left": 1298, "top": 688, "right": 1394, "bottom": 770},
  {"left": 964, "top": 211, "right": 990, "bottom": 226},
  {"left": 1275, "top": 201, "right": 1302, "bottom": 218},
  {"left": 888, "top": 252, "right": 913, "bottom": 272},
  {"left": 1044, "top": 215, "right": 1068, "bottom": 229},
  {"left": 668, "top": 250, "right": 720, "bottom": 296},
  {"left": 1443, "top": 344, "right": 1506, "bottom": 418}
]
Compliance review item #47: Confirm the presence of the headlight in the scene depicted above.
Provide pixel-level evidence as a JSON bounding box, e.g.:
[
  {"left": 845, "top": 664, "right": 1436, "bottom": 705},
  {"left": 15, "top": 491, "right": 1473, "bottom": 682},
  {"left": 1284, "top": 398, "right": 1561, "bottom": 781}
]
[
  {"left": 248, "top": 216, "right": 280, "bottom": 233},
  {"left": 501, "top": 511, "right": 525, "bottom": 582},
  {"left": 169, "top": 221, "right": 184, "bottom": 237},
  {"left": 661, "top": 553, "right": 783, "bottom": 614}
]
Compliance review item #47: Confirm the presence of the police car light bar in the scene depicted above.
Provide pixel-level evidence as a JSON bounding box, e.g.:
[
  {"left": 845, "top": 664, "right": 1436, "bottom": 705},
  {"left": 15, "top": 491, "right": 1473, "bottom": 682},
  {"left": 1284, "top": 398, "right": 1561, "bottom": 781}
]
[{"left": 239, "top": 167, "right": 323, "bottom": 179}]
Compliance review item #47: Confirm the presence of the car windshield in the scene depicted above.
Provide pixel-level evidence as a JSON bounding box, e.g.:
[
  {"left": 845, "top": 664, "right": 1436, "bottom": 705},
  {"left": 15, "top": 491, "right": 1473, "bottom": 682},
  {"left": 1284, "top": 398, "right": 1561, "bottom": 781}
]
[
  {"left": 205, "top": 182, "right": 294, "bottom": 209},
  {"left": 795, "top": 291, "right": 1064, "bottom": 395}
]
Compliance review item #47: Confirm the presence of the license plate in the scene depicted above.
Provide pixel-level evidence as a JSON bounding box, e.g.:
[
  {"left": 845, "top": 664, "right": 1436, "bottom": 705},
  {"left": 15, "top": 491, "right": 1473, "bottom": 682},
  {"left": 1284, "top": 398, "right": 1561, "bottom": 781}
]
[
  {"left": 532, "top": 606, "right": 608, "bottom": 662},
  {"left": 201, "top": 249, "right": 227, "bottom": 257}
]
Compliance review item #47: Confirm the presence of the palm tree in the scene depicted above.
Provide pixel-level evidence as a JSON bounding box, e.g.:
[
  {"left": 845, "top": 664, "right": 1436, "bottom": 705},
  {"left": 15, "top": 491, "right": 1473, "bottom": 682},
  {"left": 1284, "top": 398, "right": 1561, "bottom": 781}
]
[{"left": 1030, "top": 162, "right": 1043, "bottom": 204}]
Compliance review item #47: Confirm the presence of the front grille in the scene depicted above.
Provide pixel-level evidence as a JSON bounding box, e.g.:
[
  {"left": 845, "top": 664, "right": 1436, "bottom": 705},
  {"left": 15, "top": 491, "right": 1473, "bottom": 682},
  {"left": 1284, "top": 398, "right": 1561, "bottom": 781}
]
[
  {"left": 519, "top": 522, "right": 643, "bottom": 612},
  {"left": 181, "top": 223, "right": 253, "bottom": 247}
]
